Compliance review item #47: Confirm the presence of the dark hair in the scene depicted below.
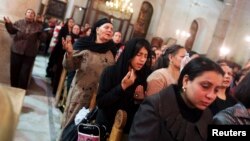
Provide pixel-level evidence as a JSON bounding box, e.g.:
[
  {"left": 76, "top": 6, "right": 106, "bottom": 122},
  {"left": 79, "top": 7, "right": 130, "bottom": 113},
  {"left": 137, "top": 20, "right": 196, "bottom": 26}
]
[
  {"left": 188, "top": 50, "right": 199, "bottom": 57},
  {"left": 61, "top": 18, "right": 74, "bottom": 33},
  {"left": 178, "top": 57, "right": 224, "bottom": 90},
  {"left": 152, "top": 44, "right": 184, "bottom": 70},
  {"left": 151, "top": 50, "right": 156, "bottom": 57},
  {"left": 234, "top": 71, "right": 250, "bottom": 108},
  {"left": 116, "top": 38, "right": 152, "bottom": 81},
  {"left": 234, "top": 67, "right": 250, "bottom": 83},
  {"left": 65, "top": 18, "right": 74, "bottom": 26}
]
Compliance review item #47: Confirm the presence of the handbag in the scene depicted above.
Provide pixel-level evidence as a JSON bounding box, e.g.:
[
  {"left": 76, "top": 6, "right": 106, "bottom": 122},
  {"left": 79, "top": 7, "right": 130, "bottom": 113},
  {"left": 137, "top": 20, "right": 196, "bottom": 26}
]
[
  {"left": 77, "top": 123, "right": 101, "bottom": 141},
  {"left": 61, "top": 107, "right": 108, "bottom": 141}
]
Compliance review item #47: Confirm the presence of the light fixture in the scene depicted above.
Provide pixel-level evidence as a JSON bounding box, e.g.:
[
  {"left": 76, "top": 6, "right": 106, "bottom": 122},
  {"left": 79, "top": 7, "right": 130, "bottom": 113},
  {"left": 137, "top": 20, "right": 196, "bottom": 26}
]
[
  {"left": 176, "top": 29, "right": 191, "bottom": 38},
  {"left": 219, "top": 46, "right": 230, "bottom": 59},
  {"left": 105, "top": 0, "right": 134, "bottom": 14},
  {"left": 245, "top": 35, "right": 250, "bottom": 42},
  {"left": 175, "top": 29, "right": 191, "bottom": 45}
]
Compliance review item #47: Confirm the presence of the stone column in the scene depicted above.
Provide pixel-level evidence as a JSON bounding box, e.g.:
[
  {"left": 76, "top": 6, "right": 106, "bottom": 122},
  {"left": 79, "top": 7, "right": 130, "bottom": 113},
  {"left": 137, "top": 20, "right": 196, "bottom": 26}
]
[{"left": 206, "top": 0, "right": 236, "bottom": 61}]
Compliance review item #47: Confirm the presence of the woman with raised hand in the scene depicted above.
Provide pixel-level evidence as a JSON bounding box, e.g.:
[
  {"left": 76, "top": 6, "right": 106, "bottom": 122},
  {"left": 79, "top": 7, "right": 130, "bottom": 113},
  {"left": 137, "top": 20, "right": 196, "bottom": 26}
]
[
  {"left": 129, "top": 57, "right": 224, "bottom": 141},
  {"left": 95, "top": 38, "right": 152, "bottom": 139},
  {"left": 61, "top": 18, "right": 115, "bottom": 128},
  {"left": 3, "top": 9, "right": 44, "bottom": 89}
]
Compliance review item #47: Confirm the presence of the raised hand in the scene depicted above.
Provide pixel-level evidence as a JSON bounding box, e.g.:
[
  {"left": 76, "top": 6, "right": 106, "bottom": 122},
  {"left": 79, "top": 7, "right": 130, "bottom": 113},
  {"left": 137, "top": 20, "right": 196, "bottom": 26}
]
[
  {"left": 121, "top": 69, "right": 137, "bottom": 90},
  {"left": 133, "top": 85, "right": 145, "bottom": 100},
  {"left": 3, "top": 16, "right": 11, "bottom": 24},
  {"left": 62, "top": 36, "right": 73, "bottom": 56}
]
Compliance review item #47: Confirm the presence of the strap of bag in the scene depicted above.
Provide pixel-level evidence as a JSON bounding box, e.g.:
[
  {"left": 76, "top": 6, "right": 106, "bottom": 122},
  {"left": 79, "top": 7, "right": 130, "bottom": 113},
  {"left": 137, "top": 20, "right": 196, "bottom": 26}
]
[{"left": 77, "top": 123, "right": 101, "bottom": 138}]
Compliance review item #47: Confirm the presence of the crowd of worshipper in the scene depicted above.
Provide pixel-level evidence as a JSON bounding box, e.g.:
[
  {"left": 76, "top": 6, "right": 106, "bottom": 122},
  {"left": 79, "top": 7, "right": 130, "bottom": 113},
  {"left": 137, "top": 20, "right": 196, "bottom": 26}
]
[{"left": 4, "top": 9, "right": 250, "bottom": 141}]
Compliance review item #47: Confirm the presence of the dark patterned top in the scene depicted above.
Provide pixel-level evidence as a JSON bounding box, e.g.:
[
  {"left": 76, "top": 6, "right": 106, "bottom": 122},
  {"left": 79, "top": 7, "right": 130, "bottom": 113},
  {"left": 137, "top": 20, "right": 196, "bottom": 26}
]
[
  {"left": 213, "top": 103, "right": 250, "bottom": 125},
  {"left": 5, "top": 19, "right": 43, "bottom": 57}
]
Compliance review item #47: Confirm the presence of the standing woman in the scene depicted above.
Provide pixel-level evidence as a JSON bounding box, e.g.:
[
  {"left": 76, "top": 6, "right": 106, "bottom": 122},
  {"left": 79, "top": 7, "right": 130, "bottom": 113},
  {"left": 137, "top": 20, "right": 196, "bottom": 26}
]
[
  {"left": 129, "top": 57, "right": 224, "bottom": 141},
  {"left": 3, "top": 9, "right": 44, "bottom": 89},
  {"left": 61, "top": 18, "right": 115, "bottom": 128},
  {"left": 66, "top": 24, "right": 81, "bottom": 92},
  {"left": 46, "top": 18, "right": 74, "bottom": 94},
  {"left": 95, "top": 38, "right": 152, "bottom": 137}
]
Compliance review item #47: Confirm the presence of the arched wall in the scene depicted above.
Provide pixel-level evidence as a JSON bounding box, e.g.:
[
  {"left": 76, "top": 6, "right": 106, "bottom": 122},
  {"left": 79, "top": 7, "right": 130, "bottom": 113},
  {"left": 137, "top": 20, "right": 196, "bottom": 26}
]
[{"left": 192, "top": 18, "right": 209, "bottom": 54}]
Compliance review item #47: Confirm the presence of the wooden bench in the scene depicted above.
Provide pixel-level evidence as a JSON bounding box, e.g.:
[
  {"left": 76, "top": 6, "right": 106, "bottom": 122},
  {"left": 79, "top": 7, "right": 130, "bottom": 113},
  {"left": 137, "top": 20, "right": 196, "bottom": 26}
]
[{"left": 108, "top": 110, "right": 127, "bottom": 141}]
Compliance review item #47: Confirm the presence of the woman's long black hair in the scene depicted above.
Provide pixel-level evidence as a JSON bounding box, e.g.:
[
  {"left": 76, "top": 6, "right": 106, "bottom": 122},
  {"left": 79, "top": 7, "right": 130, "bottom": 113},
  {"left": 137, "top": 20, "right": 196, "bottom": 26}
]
[{"left": 114, "top": 38, "right": 152, "bottom": 83}]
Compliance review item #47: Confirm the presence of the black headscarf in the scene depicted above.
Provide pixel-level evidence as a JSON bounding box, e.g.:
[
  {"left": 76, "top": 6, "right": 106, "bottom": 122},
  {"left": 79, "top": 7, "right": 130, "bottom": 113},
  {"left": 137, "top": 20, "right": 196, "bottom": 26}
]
[
  {"left": 73, "top": 18, "right": 116, "bottom": 56},
  {"left": 114, "top": 38, "right": 152, "bottom": 83}
]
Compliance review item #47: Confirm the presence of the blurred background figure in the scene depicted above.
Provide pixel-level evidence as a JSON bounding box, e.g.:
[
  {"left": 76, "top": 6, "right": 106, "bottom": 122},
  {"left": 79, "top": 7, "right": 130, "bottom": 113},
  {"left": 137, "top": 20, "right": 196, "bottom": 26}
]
[
  {"left": 146, "top": 45, "right": 186, "bottom": 96},
  {"left": 113, "top": 31, "right": 124, "bottom": 61},
  {"left": 209, "top": 62, "right": 237, "bottom": 115},
  {"left": 46, "top": 18, "right": 75, "bottom": 95},
  {"left": 3, "top": 8, "right": 45, "bottom": 89},
  {"left": 213, "top": 71, "right": 250, "bottom": 125}
]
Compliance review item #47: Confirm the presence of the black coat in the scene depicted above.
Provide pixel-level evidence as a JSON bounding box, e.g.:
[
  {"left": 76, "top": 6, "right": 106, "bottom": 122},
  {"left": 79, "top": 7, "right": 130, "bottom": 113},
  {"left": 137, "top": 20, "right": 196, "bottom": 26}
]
[
  {"left": 95, "top": 65, "right": 143, "bottom": 134},
  {"left": 95, "top": 38, "right": 152, "bottom": 134},
  {"left": 129, "top": 85, "right": 212, "bottom": 141}
]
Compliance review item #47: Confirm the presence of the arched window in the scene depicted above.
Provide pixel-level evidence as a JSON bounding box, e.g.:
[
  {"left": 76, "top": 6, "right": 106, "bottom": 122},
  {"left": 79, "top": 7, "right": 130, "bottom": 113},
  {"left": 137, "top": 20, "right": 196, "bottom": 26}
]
[{"left": 184, "top": 20, "right": 198, "bottom": 52}]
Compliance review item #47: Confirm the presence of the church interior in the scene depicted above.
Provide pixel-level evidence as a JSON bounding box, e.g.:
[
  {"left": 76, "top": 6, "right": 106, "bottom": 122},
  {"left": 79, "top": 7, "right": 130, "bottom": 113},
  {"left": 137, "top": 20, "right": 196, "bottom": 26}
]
[{"left": 1, "top": 0, "right": 250, "bottom": 140}]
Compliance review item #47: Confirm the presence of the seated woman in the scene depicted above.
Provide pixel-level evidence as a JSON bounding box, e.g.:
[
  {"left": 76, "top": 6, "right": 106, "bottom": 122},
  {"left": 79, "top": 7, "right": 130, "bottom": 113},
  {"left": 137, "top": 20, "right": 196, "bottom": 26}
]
[
  {"left": 213, "top": 71, "right": 250, "bottom": 125},
  {"left": 146, "top": 45, "right": 186, "bottom": 96},
  {"left": 95, "top": 38, "right": 152, "bottom": 137},
  {"left": 209, "top": 63, "right": 237, "bottom": 115},
  {"left": 129, "top": 57, "right": 224, "bottom": 141}
]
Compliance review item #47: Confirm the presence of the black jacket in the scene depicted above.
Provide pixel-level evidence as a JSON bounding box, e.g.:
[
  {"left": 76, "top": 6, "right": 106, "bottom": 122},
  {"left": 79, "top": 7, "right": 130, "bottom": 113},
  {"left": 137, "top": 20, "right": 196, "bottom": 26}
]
[
  {"left": 129, "top": 85, "right": 212, "bottom": 141},
  {"left": 213, "top": 103, "right": 250, "bottom": 125},
  {"left": 95, "top": 65, "right": 143, "bottom": 133}
]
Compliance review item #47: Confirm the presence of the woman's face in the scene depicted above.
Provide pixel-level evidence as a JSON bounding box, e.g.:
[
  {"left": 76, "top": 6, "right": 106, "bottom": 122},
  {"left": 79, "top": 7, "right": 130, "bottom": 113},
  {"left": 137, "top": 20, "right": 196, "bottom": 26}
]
[
  {"left": 72, "top": 25, "right": 80, "bottom": 35},
  {"left": 113, "top": 32, "right": 122, "bottom": 44},
  {"left": 25, "top": 9, "right": 35, "bottom": 21},
  {"left": 96, "top": 23, "right": 113, "bottom": 42},
  {"left": 131, "top": 47, "right": 148, "bottom": 71},
  {"left": 221, "top": 65, "right": 233, "bottom": 88},
  {"left": 154, "top": 49, "right": 162, "bottom": 61},
  {"left": 170, "top": 48, "right": 186, "bottom": 69},
  {"left": 68, "top": 19, "right": 75, "bottom": 28},
  {"left": 183, "top": 71, "right": 223, "bottom": 110}
]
